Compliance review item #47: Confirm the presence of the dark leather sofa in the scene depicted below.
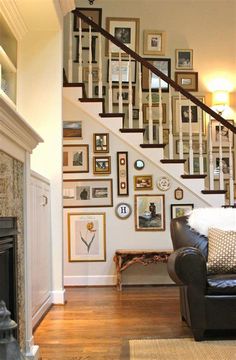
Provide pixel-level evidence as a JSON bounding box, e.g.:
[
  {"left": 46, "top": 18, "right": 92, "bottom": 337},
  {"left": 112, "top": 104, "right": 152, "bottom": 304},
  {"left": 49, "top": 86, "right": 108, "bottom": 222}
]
[{"left": 167, "top": 215, "right": 236, "bottom": 341}]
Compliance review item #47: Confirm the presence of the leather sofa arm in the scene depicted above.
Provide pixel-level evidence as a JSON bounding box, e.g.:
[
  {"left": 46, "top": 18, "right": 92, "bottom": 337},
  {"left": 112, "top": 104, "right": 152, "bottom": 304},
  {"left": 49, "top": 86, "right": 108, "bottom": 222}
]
[{"left": 167, "top": 247, "right": 207, "bottom": 290}]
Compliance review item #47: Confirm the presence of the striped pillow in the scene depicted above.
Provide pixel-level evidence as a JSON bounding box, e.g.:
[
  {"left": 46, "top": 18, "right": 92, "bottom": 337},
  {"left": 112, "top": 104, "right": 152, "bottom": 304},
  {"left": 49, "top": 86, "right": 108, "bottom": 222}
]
[{"left": 207, "top": 228, "right": 236, "bottom": 274}]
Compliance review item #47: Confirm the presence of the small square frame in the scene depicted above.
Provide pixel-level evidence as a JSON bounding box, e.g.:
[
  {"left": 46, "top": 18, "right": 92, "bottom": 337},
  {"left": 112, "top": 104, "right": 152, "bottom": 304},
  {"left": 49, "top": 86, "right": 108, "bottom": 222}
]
[
  {"left": 93, "top": 133, "right": 109, "bottom": 153},
  {"left": 63, "top": 120, "right": 82, "bottom": 139},
  {"left": 93, "top": 156, "right": 111, "bottom": 175},
  {"left": 175, "top": 49, "right": 193, "bottom": 70},
  {"left": 143, "top": 30, "right": 166, "bottom": 55}
]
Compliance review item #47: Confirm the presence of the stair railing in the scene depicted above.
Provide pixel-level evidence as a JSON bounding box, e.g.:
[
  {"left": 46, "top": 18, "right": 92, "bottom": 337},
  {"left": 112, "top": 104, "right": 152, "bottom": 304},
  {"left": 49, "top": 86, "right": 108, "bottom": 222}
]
[{"left": 66, "top": 9, "right": 236, "bottom": 206}]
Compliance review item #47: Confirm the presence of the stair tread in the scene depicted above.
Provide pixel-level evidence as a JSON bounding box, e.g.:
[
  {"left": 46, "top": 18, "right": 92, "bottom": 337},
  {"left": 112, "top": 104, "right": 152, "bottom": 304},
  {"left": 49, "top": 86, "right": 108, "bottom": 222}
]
[
  {"left": 99, "top": 113, "right": 125, "bottom": 118},
  {"left": 201, "top": 190, "right": 227, "bottom": 194},
  {"left": 79, "top": 97, "right": 104, "bottom": 102},
  {"left": 140, "top": 144, "right": 165, "bottom": 148},
  {"left": 120, "top": 128, "right": 145, "bottom": 133},
  {"left": 181, "top": 174, "right": 207, "bottom": 179},
  {"left": 161, "top": 159, "right": 186, "bottom": 164},
  {"left": 64, "top": 82, "right": 84, "bottom": 87}
]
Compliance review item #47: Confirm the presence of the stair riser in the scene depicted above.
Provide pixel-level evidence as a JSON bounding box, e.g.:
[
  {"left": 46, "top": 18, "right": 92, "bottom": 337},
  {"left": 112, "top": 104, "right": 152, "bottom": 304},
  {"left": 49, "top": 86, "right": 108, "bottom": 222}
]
[{"left": 63, "top": 87, "right": 83, "bottom": 102}]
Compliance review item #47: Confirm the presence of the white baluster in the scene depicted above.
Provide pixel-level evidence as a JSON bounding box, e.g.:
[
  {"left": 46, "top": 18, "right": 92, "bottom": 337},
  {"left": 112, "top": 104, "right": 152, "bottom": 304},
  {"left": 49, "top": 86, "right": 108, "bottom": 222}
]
[
  {"left": 88, "top": 25, "right": 93, "bottom": 98},
  {"left": 138, "top": 62, "right": 143, "bottom": 129},
  {"left": 68, "top": 12, "right": 73, "bottom": 82},
  {"left": 168, "top": 87, "right": 173, "bottom": 158},
  {"left": 78, "top": 17, "right": 82, "bottom": 82},
  {"left": 98, "top": 33, "right": 103, "bottom": 98},
  {"left": 188, "top": 100, "right": 193, "bottom": 174},
  {"left": 198, "top": 106, "right": 203, "bottom": 173},
  {"left": 219, "top": 122, "right": 224, "bottom": 190},
  {"left": 158, "top": 77, "right": 163, "bottom": 144},
  {"left": 178, "top": 93, "right": 183, "bottom": 159},
  {"left": 118, "top": 50, "right": 123, "bottom": 114},
  {"left": 148, "top": 70, "right": 153, "bottom": 144},
  {"left": 228, "top": 138, "right": 234, "bottom": 205},
  {"left": 108, "top": 42, "right": 113, "bottom": 113},
  {"left": 128, "top": 55, "right": 133, "bottom": 129},
  {"left": 208, "top": 118, "right": 214, "bottom": 190}
]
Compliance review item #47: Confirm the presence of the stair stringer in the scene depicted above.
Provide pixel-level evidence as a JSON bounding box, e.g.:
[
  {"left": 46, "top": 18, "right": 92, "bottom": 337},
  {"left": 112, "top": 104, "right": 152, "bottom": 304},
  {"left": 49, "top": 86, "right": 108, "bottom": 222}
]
[{"left": 63, "top": 88, "right": 225, "bottom": 207}]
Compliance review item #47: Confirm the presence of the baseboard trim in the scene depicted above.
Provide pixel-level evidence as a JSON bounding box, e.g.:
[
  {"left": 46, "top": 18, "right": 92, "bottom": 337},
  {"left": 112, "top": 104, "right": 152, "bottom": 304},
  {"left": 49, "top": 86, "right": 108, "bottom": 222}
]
[
  {"left": 32, "top": 294, "right": 52, "bottom": 329},
  {"left": 24, "top": 345, "right": 40, "bottom": 360},
  {"left": 64, "top": 275, "right": 116, "bottom": 286},
  {"left": 51, "top": 289, "right": 66, "bottom": 304}
]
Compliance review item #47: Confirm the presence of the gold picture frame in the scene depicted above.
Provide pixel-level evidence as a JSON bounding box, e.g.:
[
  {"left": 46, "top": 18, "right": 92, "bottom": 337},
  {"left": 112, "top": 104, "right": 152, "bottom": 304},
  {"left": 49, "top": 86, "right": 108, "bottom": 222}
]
[
  {"left": 135, "top": 194, "right": 165, "bottom": 231},
  {"left": 134, "top": 175, "right": 153, "bottom": 191},
  {"left": 63, "top": 144, "right": 89, "bottom": 173},
  {"left": 93, "top": 156, "right": 111, "bottom": 175},
  {"left": 175, "top": 72, "right": 198, "bottom": 92},
  {"left": 143, "top": 30, "right": 166, "bottom": 55}
]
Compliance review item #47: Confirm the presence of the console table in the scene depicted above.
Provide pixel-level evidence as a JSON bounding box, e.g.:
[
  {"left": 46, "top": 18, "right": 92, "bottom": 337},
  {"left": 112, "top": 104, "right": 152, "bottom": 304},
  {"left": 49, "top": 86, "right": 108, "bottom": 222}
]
[{"left": 113, "top": 249, "right": 172, "bottom": 291}]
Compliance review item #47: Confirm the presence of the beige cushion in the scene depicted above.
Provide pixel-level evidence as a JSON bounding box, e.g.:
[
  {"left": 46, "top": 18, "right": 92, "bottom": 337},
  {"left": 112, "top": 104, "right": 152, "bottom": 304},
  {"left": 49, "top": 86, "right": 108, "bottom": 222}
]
[{"left": 207, "top": 228, "right": 236, "bottom": 274}]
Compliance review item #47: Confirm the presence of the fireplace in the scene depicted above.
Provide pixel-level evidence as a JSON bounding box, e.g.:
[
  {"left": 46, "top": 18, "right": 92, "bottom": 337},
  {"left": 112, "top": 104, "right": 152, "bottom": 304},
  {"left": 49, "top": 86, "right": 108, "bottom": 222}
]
[{"left": 0, "top": 217, "right": 17, "bottom": 324}]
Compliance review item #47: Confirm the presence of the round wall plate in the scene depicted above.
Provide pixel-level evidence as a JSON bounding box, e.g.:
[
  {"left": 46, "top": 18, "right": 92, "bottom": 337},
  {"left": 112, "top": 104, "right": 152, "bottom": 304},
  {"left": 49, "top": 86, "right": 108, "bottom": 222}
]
[
  {"left": 134, "top": 159, "right": 145, "bottom": 170},
  {"left": 115, "top": 203, "right": 132, "bottom": 219},
  {"left": 157, "top": 176, "right": 171, "bottom": 191}
]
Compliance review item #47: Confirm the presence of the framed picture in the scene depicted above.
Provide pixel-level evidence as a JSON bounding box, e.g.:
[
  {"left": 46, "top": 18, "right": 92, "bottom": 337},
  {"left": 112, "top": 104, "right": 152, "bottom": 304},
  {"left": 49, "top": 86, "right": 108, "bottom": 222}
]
[
  {"left": 176, "top": 140, "right": 207, "bottom": 154},
  {"left": 142, "top": 58, "right": 171, "bottom": 92},
  {"left": 175, "top": 72, "right": 198, "bottom": 91},
  {"left": 135, "top": 194, "right": 165, "bottom": 231},
  {"left": 191, "top": 156, "right": 208, "bottom": 174},
  {"left": 174, "top": 187, "right": 184, "bottom": 200},
  {"left": 172, "top": 96, "right": 205, "bottom": 135},
  {"left": 93, "top": 133, "right": 109, "bottom": 153},
  {"left": 112, "top": 86, "right": 135, "bottom": 105},
  {"left": 63, "top": 145, "right": 89, "bottom": 173},
  {"left": 106, "top": 17, "right": 140, "bottom": 56},
  {"left": 175, "top": 49, "right": 193, "bottom": 70},
  {"left": 83, "top": 67, "right": 99, "bottom": 82},
  {"left": 143, "top": 30, "right": 166, "bottom": 55},
  {"left": 143, "top": 103, "right": 167, "bottom": 123},
  {"left": 63, "top": 120, "right": 82, "bottom": 139},
  {"left": 211, "top": 119, "right": 234, "bottom": 147},
  {"left": 115, "top": 203, "right": 132, "bottom": 219},
  {"left": 144, "top": 125, "right": 158, "bottom": 141},
  {"left": 117, "top": 152, "right": 129, "bottom": 196},
  {"left": 63, "top": 179, "right": 113, "bottom": 208},
  {"left": 107, "top": 59, "right": 136, "bottom": 83},
  {"left": 93, "top": 156, "right": 111, "bottom": 175},
  {"left": 95, "top": 85, "right": 106, "bottom": 96},
  {"left": 225, "top": 182, "right": 236, "bottom": 200},
  {"left": 73, "top": 8, "right": 102, "bottom": 32},
  {"left": 134, "top": 175, "right": 153, "bottom": 190},
  {"left": 68, "top": 212, "right": 106, "bottom": 262},
  {"left": 171, "top": 204, "right": 194, "bottom": 219},
  {"left": 133, "top": 108, "right": 139, "bottom": 120},
  {"left": 163, "top": 129, "right": 169, "bottom": 145},
  {"left": 213, "top": 152, "right": 234, "bottom": 179}
]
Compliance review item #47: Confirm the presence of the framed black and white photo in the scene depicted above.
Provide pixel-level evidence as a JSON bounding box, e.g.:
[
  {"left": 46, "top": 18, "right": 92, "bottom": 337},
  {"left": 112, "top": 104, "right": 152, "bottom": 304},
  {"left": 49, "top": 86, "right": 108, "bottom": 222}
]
[
  {"left": 107, "top": 59, "right": 136, "bottom": 83},
  {"left": 175, "top": 49, "right": 193, "bottom": 70},
  {"left": 142, "top": 58, "right": 171, "bottom": 92},
  {"left": 211, "top": 119, "right": 234, "bottom": 147},
  {"left": 213, "top": 153, "right": 234, "bottom": 180},
  {"left": 143, "top": 30, "right": 166, "bottom": 55},
  {"left": 93, "top": 133, "right": 109, "bottom": 153}
]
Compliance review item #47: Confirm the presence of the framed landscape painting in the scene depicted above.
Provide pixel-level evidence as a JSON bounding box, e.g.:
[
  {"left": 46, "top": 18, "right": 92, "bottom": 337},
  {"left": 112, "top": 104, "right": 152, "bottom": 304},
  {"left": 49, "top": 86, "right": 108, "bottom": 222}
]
[
  {"left": 171, "top": 204, "right": 194, "bottom": 219},
  {"left": 135, "top": 194, "right": 165, "bottom": 231},
  {"left": 68, "top": 212, "right": 106, "bottom": 262},
  {"left": 63, "top": 121, "right": 82, "bottom": 139}
]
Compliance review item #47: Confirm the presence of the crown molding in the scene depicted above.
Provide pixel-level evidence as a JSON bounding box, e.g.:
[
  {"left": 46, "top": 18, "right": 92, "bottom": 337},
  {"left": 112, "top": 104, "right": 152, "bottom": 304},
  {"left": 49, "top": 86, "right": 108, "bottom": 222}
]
[
  {"left": 0, "top": 0, "right": 28, "bottom": 40},
  {"left": 59, "top": 0, "right": 75, "bottom": 16}
]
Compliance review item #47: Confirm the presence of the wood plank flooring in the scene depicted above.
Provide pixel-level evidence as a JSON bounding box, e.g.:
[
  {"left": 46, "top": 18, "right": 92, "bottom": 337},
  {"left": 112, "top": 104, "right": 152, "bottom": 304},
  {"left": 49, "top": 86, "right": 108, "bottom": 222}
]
[{"left": 34, "top": 286, "right": 192, "bottom": 360}]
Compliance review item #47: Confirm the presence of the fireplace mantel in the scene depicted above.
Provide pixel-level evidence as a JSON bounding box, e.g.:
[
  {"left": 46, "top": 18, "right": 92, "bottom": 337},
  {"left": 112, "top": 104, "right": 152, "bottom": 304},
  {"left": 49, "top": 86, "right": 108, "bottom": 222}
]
[{"left": 0, "top": 95, "right": 43, "bottom": 359}]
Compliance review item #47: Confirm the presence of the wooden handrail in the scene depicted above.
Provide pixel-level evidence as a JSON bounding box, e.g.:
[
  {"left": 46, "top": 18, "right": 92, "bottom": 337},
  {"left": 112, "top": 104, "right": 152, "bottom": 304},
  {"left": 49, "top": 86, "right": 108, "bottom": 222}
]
[{"left": 73, "top": 9, "right": 236, "bottom": 134}]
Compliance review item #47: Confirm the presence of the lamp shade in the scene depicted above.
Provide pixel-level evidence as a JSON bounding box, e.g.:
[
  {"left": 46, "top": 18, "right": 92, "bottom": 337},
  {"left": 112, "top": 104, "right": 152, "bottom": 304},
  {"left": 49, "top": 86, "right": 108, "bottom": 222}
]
[{"left": 212, "top": 90, "right": 229, "bottom": 106}]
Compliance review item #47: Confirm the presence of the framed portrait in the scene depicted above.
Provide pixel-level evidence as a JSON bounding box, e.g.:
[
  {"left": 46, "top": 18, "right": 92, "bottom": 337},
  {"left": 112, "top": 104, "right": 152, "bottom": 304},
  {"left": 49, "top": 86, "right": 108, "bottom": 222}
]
[
  {"left": 83, "top": 67, "right": 99, "bottom": 82},
  {"left": 172, "top": 96, "right": 205, "bottom": 135},
  {"left": 117, "top": 152, "right": 129, "bottom": 196},
  {"left": 211, "top": 119, "right": 234, "bottom": 147},
  {"left": 63, "top": 120, "right": 82, "bottom": 139},
  {"left": 93, "top": 156, "right": 111, "bottom": 175},
  {"left": 93, "top": 133, "right": 109, "bottom": 153},
  {"left": 112, "top": 86, "right": 135, "bottom": 105},
  {"left": 63, "top": 179, "right": 113, "bottom": 208},
  {"left": 106, "top": 17, "right": 140, "bottom": 56},
  {"left": 175, "top": 72, "right": 198, "bottom": 91},
  {"left": 213, "top": 152, "right": 234, "bottom": 180},
  {"left": 134, "top": 175, "right": 153, "bottom": 191},
  {"left": 171, "top": 204, "right": 194, "bottom": 219},
  {"left": 175, "top": 49, "right": 193, "bottom": 70},
  {"left": 176, "top": 140, "right": 207, "bottom": 154},
  {"left": 68, "top": 212, "right": 106, "bottom": 262},
  {"left": 143, "top": 30, "right": 166, "bottom": 55},
  {"left": 63, "top": 145, "right": 89, "bottom": 173},
  {"left": 107, "top": 59, "right": 136, "bottom": 83},
  {"left": 225, "top": 182, "right": 236, "bottom": 200},
  {"left": 135, "top": 194, "right": 165, "bottom": 231},
  {"left": 143, "top": 103, "right": 167, "bottom": 123},
  {"left": 73, "top": 8, "right": 102, "bottom": 32},
  {"left": 142, "top": 58, "right": 171, "bottom": 92}
]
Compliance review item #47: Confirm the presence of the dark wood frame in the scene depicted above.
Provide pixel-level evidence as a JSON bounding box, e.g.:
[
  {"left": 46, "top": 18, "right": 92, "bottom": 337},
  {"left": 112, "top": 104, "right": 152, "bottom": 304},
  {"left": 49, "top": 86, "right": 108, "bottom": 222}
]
[
  {"left": 135, "top": 194, "right": 165, "bottom": 231},
  {"left": 142, "top": 58, "right": 171, "bottom": 92},
  {"left": 112, "top": 86, "right": 135, "bottom": 105},
  {"left": 63, "top": 144, "right": 89, "bottom": 173},
  {"left": 174, "top": 187, "right": 184, "bottom": 200},
  {"left": 73, "top": 8, "right": 102, "bottom": 31},
  {"left": 175, "top": 71, "right": 198, "bottom": 92},
  {"left": 93, "top": 133, "right": 109, "bottom": 153},
  {"left": 171, "top": 203, "right": 194, "bottom": 219},
  {"left": 117, "top": 152, "right": 129, "bottom": 196},
  {"left": 107, "top": 59, "right": 137, "bottom": 83},
  {"left": 93, "top": 156, "right": 111, "bottom": 175}
]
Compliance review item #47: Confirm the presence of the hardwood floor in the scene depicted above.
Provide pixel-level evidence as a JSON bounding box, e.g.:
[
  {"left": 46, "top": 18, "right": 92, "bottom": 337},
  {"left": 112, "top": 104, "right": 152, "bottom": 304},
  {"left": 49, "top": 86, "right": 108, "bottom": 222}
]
[{"left": 34, "top": 286, "right": 192, "bottom": 360}]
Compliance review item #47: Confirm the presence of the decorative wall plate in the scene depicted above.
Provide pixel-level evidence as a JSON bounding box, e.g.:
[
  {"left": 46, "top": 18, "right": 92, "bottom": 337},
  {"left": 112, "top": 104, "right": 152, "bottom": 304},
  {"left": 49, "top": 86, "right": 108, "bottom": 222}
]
[
  {"left": 157, "top": 176, "right": 171, "bottom": 191},
  {"left": 115, "top": 203, "right": 132, "bottom": 219}
]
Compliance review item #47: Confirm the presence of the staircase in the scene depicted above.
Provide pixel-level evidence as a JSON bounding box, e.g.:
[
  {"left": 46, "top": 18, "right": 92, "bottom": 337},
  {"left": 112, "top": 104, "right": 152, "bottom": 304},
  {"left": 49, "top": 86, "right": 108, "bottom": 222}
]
[{"left": 63, "top": 8, "right": 236, "bottom": 208}]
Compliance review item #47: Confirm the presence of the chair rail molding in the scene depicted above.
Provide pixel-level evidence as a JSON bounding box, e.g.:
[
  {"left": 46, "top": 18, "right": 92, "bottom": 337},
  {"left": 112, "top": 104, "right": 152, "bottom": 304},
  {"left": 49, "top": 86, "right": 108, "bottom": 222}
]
[{"left": 0, "top": 0, "right": 28, "bottom": 40}]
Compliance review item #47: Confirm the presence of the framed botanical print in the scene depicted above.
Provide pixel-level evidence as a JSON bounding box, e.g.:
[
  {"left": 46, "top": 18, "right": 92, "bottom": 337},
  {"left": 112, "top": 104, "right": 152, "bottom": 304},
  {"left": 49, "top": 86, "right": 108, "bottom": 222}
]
[
  {"left": 143, "top": 30, "right": 166, "bottom": 55},
  {"left": 106, "top": 17, "right": 140, "bottom": 56},
  {"left": 211, "top": 119, "right": 234, "bottom": 147},
  {"left": 175, "top": 49, "right": 193, "bottom": 70},
  {"left": 142, "top": 58, "right": 171, "bottom": 92},
  {"left": 63, "top": 179, "right": 113, "bottom": 208},
  {"left": 135, "top": 194, "right": 165, "bottom": 231},
  {"left": 63, "top": 144, "right": 89, "bottom": 173},
  {"left": 68, "top": 212, "right": 106, "bottom": 262},
  {"left": 93, "top": 133, "right": 109, "bottom": 153},
  {"left": 171, "top": 204, "right": 194, "bottom": 219},
  {"left": 172, "top": 96, "right": 205, "bottom": 135}
]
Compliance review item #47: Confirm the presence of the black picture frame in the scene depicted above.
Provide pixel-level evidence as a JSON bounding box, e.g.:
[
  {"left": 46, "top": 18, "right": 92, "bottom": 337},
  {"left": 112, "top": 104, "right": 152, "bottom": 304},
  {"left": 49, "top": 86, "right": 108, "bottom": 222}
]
[
  {"left": 142, "top": 58, "right": 171, "bottom": 92},
  {"left": 73, "top": 8, "right": 102, "bottom": 32}
]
